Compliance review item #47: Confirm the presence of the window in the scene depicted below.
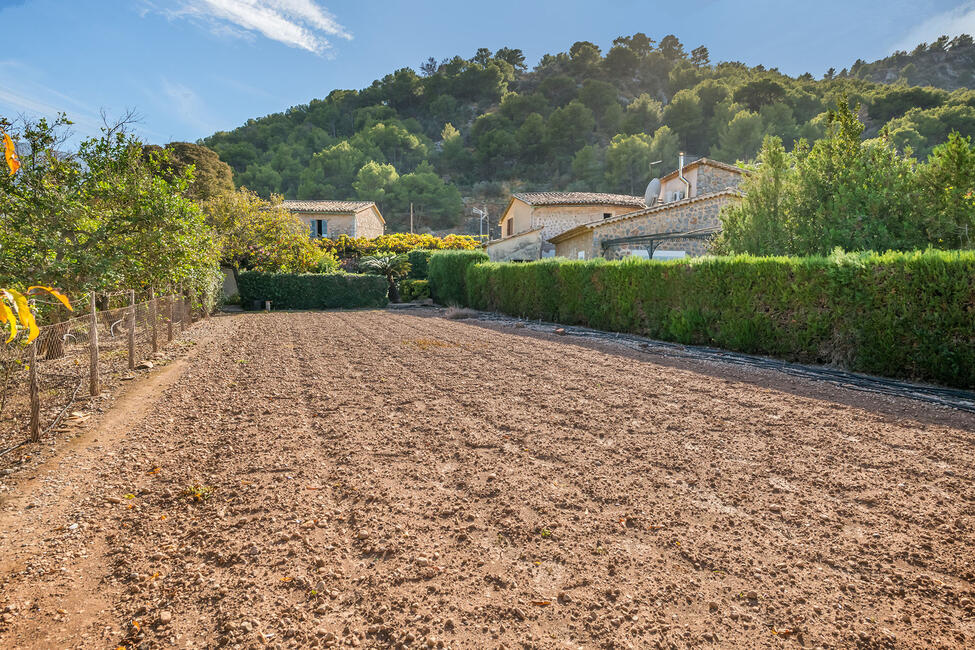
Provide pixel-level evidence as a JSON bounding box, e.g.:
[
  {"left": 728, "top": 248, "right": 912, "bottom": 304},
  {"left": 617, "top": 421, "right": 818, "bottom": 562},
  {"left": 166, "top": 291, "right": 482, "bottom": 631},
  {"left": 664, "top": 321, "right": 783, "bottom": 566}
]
[
  {"left": 603, "top": 212, "right": 612, "bottom": 219},
  {"left": 310, "top": 219, "right": 327, "bottom": 238},
  {"left": 505, "top": 219, "right": 513, "bottom": 236},
  {"left": 577, "top": 251, "right": 586, "bottom": 260}
]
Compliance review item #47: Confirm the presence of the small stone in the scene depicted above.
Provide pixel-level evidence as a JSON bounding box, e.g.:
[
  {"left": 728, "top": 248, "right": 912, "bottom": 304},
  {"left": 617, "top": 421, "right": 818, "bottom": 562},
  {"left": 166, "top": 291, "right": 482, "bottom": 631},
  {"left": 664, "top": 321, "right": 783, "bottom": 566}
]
[
  {"left": 68, "top": 523, "right": 79, "bottom": 530},
  {"left": 554, "top": 328, "right": 566, "bottom": 335},
  {"left": 745, "top": 591, "right": 758, "bottom": 600},
  {"left": 107, "top": 496, "right": 122, "bottom": 504},
  {"left": 159, "top": 611, "right": 172, "bottom": 625},
  {"left": 136, "top": 361, "right": 154, "bottom": 370},
  {"left": 356, "top": 530, "right": 370, "bottom": 540},
  {"left": 240, "top": 621, "right": 253, "bottom": 633},
  {"left": 708, "top": 601, "right": 719, "bottom": 612}
]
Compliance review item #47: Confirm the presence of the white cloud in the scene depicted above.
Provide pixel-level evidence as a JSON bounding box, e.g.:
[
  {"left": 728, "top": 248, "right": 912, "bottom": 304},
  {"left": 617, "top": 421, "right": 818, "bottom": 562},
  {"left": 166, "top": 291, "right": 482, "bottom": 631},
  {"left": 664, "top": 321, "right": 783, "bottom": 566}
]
[
  {"left": 151, "top": 0, "right": 351, "bottom": 54},
  {"left": 0, "top": 62, "right": 104, "bottom": 134},
  {"left": 894, "top": 1, "right": 975, "bottom": 51},
  {"left": 161, "top": 79, "right": 216, "bottom": 133}
]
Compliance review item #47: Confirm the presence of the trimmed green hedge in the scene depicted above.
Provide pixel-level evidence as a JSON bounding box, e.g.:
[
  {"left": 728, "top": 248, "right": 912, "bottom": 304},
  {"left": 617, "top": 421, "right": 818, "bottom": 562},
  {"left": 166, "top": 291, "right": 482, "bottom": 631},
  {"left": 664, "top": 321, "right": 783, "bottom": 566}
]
[
  {"left": 407, "top": 249, "right": 436, "bottom": 279},
  {"left": 399, "top": 279, "right": 430, "bottom": 302},
  {"left": 466, "top": 251, "right": 975, "bottom": 388},
  {"left": 428, "top": 249, "right": 489, "bottom": 306},
  {"left": 238, "top": 271, "right": 388, "bottom": 310}
]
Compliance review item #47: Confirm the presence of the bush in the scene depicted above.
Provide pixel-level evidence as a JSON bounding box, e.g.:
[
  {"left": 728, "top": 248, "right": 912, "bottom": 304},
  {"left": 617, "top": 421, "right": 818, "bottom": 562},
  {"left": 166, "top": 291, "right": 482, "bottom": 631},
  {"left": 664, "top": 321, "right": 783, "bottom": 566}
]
[
  {"left": 407, "top": 249, "right": 436, "bottom": 279},
  {"left": 237, "top": 271, "right": 388, "bottom": 310},
  {"left": 428, "top": 250, "right": 489, "bottom": 306},
  {"left": 466, "top": 250, "right": 975, "bottom": 388},
  {"left": 314, "top": 250, "right": 341, "bottom": 273},
  {"left": 317, "top": 233, "right": 480, "bottom": 259},
  {"left": 399, "top": 279, "right": 430, "bottom": 302}
]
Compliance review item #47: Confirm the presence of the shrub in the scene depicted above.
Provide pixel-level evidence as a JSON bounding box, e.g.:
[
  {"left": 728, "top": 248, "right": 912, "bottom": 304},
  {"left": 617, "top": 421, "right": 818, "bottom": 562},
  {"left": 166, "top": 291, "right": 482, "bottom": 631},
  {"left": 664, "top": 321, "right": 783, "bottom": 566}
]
[
  {"left": 237, "top": 271, "right": 388, "bottom": 310},
  {"left": 314, "top": 250, "right": 341, "bottom": 273},
  {"left": 407, "top": 249, "right": 436, "bottom": 279},
  {"left": 399, "top": 279, "right": 430, "bottom": 302},
  {"left": 428, "top": 250, "right": 489, "bottom": 306},
  {"left": 466, "top": 250, "right": 975, "bottom": 388},
  {"left": 316, "top": 233, "right": 480, "bottom": 260}
]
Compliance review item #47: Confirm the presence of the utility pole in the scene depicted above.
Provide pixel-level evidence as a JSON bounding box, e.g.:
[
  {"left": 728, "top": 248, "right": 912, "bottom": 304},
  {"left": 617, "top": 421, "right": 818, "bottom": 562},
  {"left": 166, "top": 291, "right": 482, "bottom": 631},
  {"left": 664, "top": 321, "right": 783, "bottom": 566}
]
[{"left": 410, "top": 202, "right": 414, "bottom": 234}]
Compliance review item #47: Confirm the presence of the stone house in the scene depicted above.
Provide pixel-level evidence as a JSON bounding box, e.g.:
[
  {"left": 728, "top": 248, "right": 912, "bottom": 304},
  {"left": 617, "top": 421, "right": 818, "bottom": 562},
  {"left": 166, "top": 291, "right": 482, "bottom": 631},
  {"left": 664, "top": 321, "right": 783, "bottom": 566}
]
[
  {"left": 281, "top": 200, "right": 385, "bottom": 239},
  {"left": 486, "top": 192, "right": 646, "bottom": 261},
  {"left": 549, "top": 159, "right": 747, "bottom": 260}
]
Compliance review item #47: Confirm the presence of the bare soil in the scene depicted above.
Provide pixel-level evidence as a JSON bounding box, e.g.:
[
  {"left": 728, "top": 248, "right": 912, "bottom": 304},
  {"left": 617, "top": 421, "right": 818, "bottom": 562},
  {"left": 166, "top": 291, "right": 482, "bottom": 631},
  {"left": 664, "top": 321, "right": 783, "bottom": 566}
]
[{"left": 0, "top": 310, "right": 972, "bottom": 650}]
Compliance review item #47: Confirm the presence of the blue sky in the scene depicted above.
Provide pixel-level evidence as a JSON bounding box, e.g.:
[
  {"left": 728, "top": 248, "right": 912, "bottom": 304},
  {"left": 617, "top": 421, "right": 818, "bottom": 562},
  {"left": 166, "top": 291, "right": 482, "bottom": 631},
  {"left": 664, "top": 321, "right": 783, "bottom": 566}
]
[{"left": 2, "top": 0, "right": 974, "bottom": 145}]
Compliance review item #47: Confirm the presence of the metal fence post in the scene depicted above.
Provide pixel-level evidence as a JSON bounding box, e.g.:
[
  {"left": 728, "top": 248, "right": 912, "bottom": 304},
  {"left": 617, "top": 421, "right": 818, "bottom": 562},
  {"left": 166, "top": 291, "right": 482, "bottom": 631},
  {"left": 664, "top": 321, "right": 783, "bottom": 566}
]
[
  {"left": 29, "top": 341, "right": 39, "bottom": 442},
  {"left": 150, "top": 288, "right": 158, "bottom": 354},
  {"left": 89, "top": 292, "right": 99, "bottom": 396},
  {"left": 127, "top": 289, "right": 136, "bottom": 370}
]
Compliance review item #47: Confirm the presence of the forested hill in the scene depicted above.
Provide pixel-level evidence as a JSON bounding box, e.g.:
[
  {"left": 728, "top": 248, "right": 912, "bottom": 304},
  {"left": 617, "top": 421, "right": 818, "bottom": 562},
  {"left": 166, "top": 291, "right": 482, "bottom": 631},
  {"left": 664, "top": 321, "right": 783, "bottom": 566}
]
[
  {"left": 849, "top": 35, "right": 975, "bottom": 90},
  {"left": 202, "top": 33, "right": 975, "bottom": 232}
]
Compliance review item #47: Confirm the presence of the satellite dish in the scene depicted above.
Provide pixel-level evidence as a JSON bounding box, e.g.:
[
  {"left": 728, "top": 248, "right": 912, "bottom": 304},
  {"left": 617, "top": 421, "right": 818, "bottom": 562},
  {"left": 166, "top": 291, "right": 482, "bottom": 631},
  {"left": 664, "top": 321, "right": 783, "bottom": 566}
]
[{"left": 644, "top": 178, "right": 661, "bottom": 207}]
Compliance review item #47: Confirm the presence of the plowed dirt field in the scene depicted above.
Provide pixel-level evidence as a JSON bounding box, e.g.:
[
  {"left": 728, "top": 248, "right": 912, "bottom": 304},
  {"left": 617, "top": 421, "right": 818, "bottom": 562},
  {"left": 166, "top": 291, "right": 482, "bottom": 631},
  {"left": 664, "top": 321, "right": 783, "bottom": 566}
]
[{"left": 0, "top": 310, "right": 973, "bottom": 649}]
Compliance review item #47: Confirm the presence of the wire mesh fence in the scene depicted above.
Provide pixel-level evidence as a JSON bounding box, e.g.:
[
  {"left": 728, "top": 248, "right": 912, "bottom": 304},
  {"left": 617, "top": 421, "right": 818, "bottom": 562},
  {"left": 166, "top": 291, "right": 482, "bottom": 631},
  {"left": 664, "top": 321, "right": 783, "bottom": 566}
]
[{"left": 0, "top": 288, "right": 208, "bottom": 456}]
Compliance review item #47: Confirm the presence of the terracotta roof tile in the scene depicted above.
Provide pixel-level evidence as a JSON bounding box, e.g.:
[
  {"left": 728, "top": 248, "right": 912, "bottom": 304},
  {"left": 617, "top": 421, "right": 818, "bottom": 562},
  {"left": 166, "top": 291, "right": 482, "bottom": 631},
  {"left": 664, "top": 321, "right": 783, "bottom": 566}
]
[
  {"left": 281, "top": 200, "right": 376, "bottom": 213},
  {"left": 511, "top": 192, "right": 646, "bottom": 207}
]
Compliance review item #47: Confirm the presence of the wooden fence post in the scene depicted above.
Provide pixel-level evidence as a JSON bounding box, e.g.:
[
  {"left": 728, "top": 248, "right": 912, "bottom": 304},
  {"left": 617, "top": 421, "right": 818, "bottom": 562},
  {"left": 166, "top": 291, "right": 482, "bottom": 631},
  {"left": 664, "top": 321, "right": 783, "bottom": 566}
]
[
  {"left": 127, "top": 289, "right": 136, "bottom": 371},
  {"left": 150, "top": 288, "right": 158, "bottom": 354},
  {"left": 29, "top": 341, "right": 39, "bottom": 442},
  {"left": 168, "top": 292, "right": 174, "bottom": 342},
  {"left": 189, "top": 287, "right": 197, "bottom": 324},
  {"left": 180, "top": 286, "right": 188, "bottom": 332},
  {"left": 89, "top": 292, "right": 99, "bottom": 396}
]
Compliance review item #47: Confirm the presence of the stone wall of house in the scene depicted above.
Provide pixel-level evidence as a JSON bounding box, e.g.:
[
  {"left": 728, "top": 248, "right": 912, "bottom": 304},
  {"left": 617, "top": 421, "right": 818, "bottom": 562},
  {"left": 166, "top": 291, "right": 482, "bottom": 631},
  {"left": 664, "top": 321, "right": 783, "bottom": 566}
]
[
  {"left": 486, "top": 228, "right": 543, "bottom": 262},
  {"left": 298, "top": 213, "right": 357, "bottom": 238},
  {"left": 696, "top": 166, "right": 744, "bottom": 195},
  {"left": 355, "top": 209, "right": 385, "bottom": 238},
  {"left": 586, "top": 194, "right": 739, "bottom": 259},
  {"left": 532, "top": 205, "right": 634, "bottom": 253},
  {"left": 499, "top": 203, "right": 642, "bottom": 256},
  {"left": 553, "top": 230, "right": 594, "bottom": 259}
]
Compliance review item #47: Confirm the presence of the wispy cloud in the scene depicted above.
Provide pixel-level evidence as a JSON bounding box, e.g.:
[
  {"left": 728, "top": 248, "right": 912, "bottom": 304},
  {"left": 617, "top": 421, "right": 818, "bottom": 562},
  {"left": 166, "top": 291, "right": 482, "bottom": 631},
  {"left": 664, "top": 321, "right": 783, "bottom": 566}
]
[
  {"left": 0, "top": 61, "right": 105, "bottom": 134},
  {"left": 894, "top": 1, "right": 975, "bottom": 51},
  {"left": 161, "top": 79, "right": 218, "bottom": 134},
  {"left": 149, "top": 0, "right": 351, "bottom": 55}
]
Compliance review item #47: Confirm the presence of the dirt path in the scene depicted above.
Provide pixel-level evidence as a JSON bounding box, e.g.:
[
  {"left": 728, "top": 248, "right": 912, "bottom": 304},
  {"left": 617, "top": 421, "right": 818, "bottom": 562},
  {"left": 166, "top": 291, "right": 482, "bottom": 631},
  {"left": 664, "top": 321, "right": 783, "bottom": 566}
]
[{"left": 0, "top": 310, "right": 972, "bottom": 649}]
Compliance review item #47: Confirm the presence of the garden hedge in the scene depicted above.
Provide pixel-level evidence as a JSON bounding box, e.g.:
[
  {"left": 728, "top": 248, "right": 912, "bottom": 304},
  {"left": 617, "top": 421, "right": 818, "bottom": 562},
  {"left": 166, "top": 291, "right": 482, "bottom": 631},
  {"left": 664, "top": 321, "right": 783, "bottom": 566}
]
[
  {"left": 238, "top": 271, "right": 388, "bottom": 310},
  {"left": 427, "top": 250, "right": 489, "bottom": 306},
  {"left": 399, "top": 279, "right": 430, "bottom": 302},
  {"left": 407, "top": 249, "right": 436, "bottom": 279},
  {"left": 465, "top": 251, "right": 975, "bottom": 388}
]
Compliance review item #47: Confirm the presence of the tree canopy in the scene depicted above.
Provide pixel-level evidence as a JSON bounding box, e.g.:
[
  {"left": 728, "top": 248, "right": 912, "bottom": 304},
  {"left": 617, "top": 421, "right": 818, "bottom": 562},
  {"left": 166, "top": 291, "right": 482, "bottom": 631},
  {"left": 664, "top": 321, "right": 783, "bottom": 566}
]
[{"left": 200, "top": 33, "right": 975, "bottom": 232}]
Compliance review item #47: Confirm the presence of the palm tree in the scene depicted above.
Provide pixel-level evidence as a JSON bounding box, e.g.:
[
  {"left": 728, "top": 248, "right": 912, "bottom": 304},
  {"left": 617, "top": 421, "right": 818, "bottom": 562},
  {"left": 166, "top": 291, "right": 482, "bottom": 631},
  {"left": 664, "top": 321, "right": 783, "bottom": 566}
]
[{"left": 359, "top": 254, "right": 411, "bottom": 303}]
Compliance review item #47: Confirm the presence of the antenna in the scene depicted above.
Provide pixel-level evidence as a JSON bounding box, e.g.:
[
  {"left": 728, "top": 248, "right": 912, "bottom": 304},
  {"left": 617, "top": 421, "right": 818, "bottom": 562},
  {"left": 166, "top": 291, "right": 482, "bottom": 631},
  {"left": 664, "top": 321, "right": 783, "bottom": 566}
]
[{"left": 644, "top": 178, "right": 661, "bottom": 207}]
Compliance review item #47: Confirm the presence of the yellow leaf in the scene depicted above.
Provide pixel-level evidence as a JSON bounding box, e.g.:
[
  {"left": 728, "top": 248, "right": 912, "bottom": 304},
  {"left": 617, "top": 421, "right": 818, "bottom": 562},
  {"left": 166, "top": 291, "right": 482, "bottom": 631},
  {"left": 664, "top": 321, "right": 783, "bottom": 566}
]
[
  {"left": 2, "top": 132, "right": 19, "bottom": 175},
  {"left": 27, "top": 286, "right": 73, "bottom": 311},
  {"left": 8, "top": 290, "right": 39, "bottom": 342},
  {"left": 0, "top": 300, "right": 15, "bottom": 342}
]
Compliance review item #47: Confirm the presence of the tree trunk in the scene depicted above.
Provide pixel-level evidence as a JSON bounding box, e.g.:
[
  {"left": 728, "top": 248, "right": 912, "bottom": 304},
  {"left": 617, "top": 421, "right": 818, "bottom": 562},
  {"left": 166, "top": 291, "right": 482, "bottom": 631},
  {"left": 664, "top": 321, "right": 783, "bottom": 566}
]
[{"left": 388, "top": 277, "right": 401, "bottom": 303}]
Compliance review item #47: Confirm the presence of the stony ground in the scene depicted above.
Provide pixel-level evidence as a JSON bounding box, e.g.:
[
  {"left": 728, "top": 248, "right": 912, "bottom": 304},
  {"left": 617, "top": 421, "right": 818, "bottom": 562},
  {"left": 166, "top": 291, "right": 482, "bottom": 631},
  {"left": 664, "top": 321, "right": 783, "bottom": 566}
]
[{"left": 0, "top": 309, "right": 972, "bottom": 650}]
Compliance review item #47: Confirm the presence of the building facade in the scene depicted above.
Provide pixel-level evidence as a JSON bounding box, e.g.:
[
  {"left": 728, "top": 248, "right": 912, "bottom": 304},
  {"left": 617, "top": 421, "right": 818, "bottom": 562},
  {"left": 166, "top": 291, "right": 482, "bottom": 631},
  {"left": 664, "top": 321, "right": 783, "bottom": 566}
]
[
  {"left": 550, "top": 159, "right": 747, "bottom": 260},
  {"left": 281, "top": 200, "right": 385, "bottom": 239},
  {"left": 487, "top": 192, "right": 645, "bottom": 261}
]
